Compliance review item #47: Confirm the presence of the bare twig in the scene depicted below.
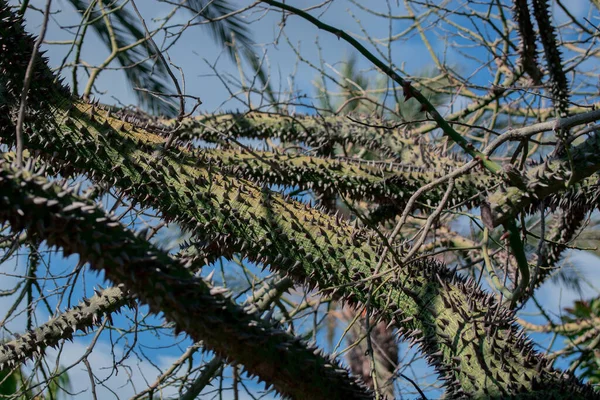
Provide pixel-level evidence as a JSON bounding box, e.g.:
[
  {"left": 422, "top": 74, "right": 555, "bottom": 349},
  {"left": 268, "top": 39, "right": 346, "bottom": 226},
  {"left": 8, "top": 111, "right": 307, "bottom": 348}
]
[{"left": 15, "top": 0, "right": 52, "bottom": 167}]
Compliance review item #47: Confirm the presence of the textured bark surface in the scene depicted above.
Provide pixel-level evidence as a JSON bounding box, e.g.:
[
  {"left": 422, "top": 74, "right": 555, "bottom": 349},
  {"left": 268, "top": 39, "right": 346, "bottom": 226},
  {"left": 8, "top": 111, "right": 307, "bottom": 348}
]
[
  {"left": 532, "top": 0, "right": 570, "bottom": 116},
  {"left": 512, "top": 0, "right": 543, "bottom": 85},
  {"left": 1, "top": 1, "right": 599, "bottom": 398},
  {"left": 0, "top": 161, "right": 373, "bottom": 400}
]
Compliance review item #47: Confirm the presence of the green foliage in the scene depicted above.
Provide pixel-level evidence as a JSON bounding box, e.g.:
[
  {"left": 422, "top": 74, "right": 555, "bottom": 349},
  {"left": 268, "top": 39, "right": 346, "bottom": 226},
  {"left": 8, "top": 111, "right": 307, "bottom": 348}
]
[
  {"left": 0, "top": 368, "right": 19, "bottom": 398},
  {"left": 0, "top": 364, "right": 70, "bottom": 400},
  {"left": 562, "top": 298, "right": 600, "bottom": 384}
]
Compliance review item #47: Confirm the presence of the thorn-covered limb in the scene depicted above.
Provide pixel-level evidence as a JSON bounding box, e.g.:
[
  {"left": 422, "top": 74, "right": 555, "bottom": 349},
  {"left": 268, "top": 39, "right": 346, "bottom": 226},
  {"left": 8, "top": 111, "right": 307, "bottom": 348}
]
[
  {"left": 485, "top": 133, "right": 600, "bottom": 228},
  {"left": 164, "top": 112, "right": 409, "bottom": 158},
  {"left": 1, "top": 4, "right": 598, "bottom": 396},
  {"left": 133, "top": 276, "right": 294, "bottom": 400},
  {"left": 0, "top": 285, "right": 130, "bottom": 369},
  {"left": 521, "top": 202, "right": 588, "bottom": 303},
  {"left": 485, "top": 176, "right": 598, "bottom": 307},
  {"left": 511, "top": 0, "right": 543, "bottom": 85},
  {"left": 193, "top": 148, "right": 492, "bottom": 210},
  {"left": 4, "top": 101, "right": 596, "bottom": 397},
  {"left": 0, "top": 161, "right": 374, "bottom": 400},
  {"left": 1, "top": 92, "right": 596, "bottom": 397},
  {"left": 531, "top": 0, "right": 570, "bottom": 117}
]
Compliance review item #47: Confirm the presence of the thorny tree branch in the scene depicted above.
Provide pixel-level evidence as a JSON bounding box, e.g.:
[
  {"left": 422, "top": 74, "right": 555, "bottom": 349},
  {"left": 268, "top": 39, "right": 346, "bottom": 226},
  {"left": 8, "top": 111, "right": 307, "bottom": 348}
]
[{"left": 3, "top": 0, "right": 600, "bottom": 398}]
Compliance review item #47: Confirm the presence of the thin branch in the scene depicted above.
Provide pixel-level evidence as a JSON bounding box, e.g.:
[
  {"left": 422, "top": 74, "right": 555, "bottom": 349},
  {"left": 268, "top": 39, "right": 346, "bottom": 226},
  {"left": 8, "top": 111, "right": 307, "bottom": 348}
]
[
  {"left": 15, "top": 0, "right": 52, "bottom": 167},
  {"left": 258, "top": 0, "right": 503, "bottom": 174}
]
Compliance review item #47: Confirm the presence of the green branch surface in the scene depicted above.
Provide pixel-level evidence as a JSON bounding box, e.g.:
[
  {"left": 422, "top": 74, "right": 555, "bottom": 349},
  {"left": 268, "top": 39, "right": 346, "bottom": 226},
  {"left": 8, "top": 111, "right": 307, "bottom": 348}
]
[
  {"left": 483, "top": 138, "right": 600, "bottom": 228},
  {"left": 0, "top": 160, "right": 373, "bottom": 400},
  {"left": 191, "top": 148, "right": 492, "bottom": 209},
  {"left": 1, "top": 3, "right": 599, "bottom": 397},
  {"left": 259, "top": 0, "right": 503, "bottom": 175},
  {"left": 166, "top": 112, "right": 411, "bottom": 157},
  {"left": 3, "top": 97, "right": 596, "bottom": 397}
]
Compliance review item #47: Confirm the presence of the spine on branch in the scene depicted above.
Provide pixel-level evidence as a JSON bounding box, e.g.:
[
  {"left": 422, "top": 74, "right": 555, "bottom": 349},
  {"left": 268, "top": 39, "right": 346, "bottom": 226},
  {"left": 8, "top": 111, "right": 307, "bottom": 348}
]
[
  {"left": 163, "top": 113, "right": 409, "bottom": 158},
  {"left": 523, "top": 193, "right": 590, "bottom": 300},
  {"left": 531, "top": 0, "right": 570, "bottom": 116},
  {"left": 0, "top": 285, "right": 131, "bottom": 370},
  {"left": 0, "top": 160, "right": 373, "bottom": 400},
  {"left": 193, "top": 148, "right": 492, "bottom": 210},
  {"left": 3, "top": 77, "right": 596, "bottom": 400},
  {"left": 512, "top": 0, "right": 543, "bottom": 85},
  {"left": 0, "top": 3, "right": 597, "bottom": 397},
  {"left": 484, "top": 138, "right": 600, "bottom": 228}
]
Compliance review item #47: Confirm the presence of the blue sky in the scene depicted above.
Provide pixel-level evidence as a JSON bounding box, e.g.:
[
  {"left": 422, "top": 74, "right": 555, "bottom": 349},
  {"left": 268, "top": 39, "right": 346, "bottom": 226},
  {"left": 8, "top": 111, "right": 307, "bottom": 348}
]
[
  {"left": 3, "top": 0, "right": 600, "bottom": 398},
  {"left": 22, "top": 0, "right": 457, "bottom": 113}
]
